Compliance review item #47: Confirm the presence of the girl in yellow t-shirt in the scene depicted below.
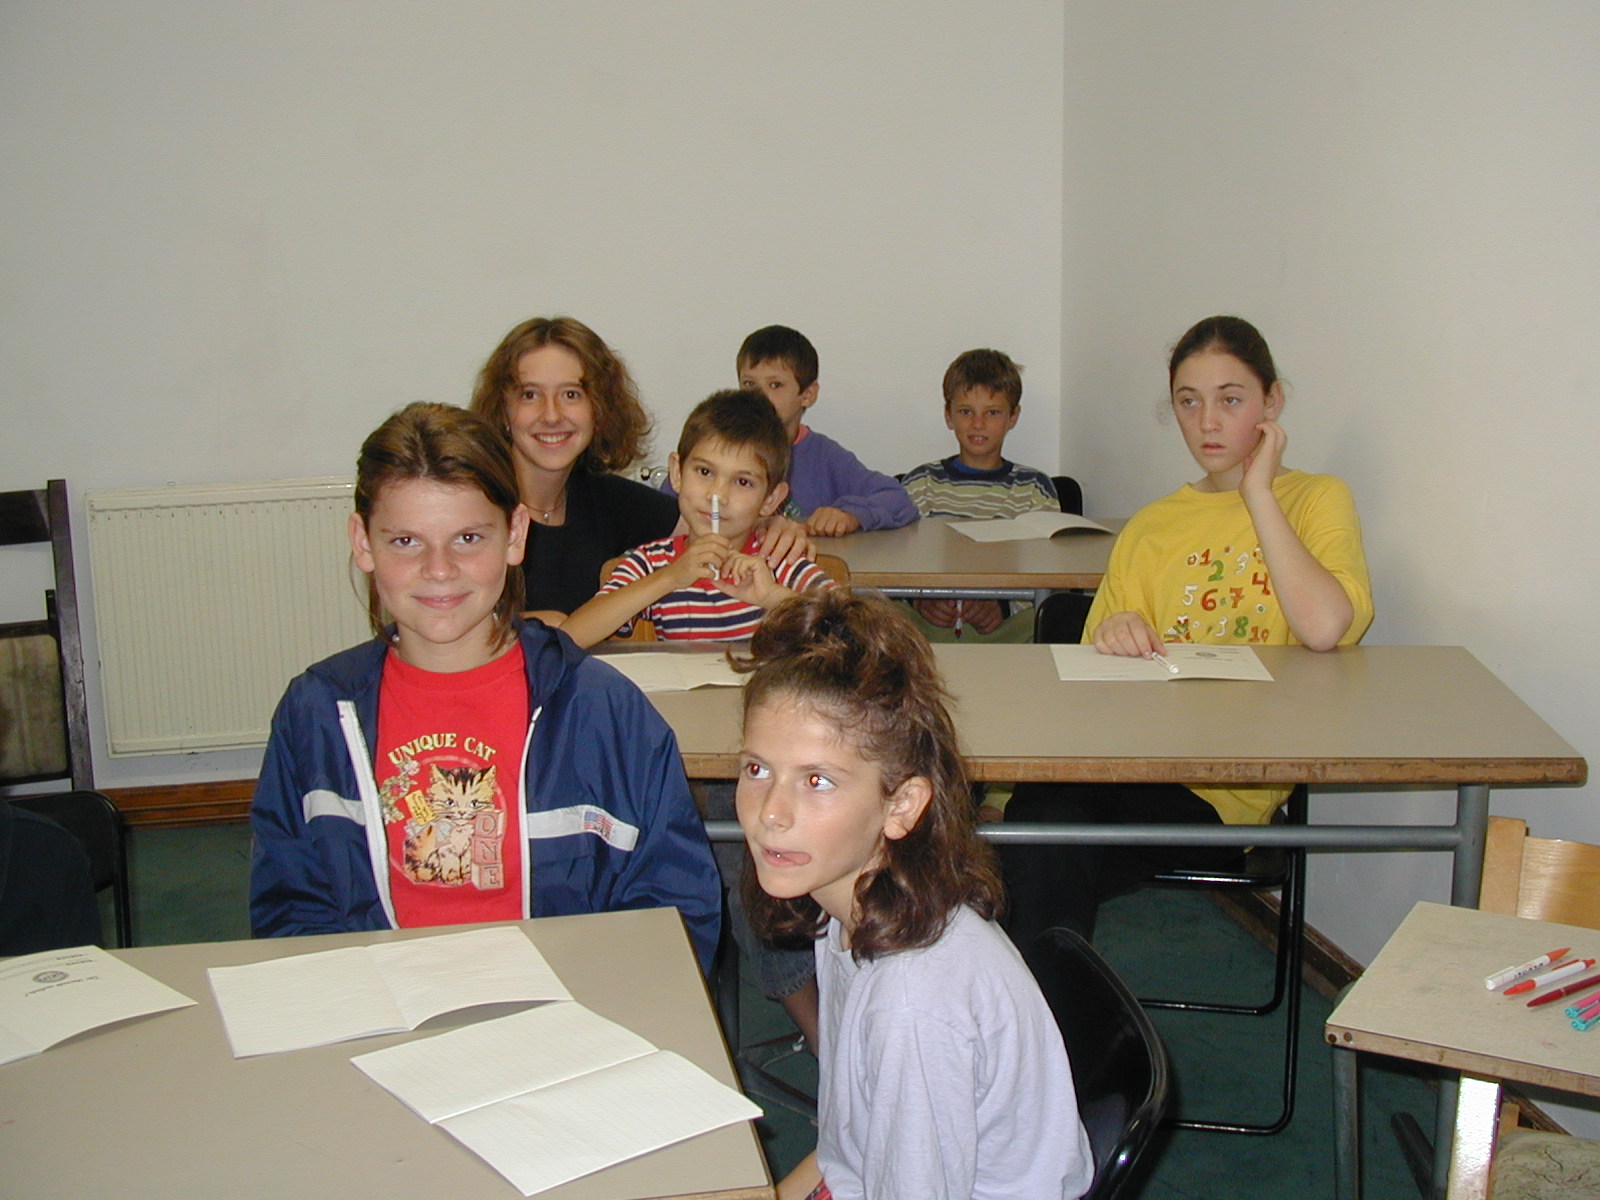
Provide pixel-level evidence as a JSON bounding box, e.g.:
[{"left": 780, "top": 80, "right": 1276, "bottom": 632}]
[{"left": 1002, "top": 316, "right": 1373, "bottom": 946}]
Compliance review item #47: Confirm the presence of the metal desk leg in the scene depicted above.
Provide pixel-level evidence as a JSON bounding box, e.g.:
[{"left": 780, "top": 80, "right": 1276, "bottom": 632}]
[
  {"left": 1434, "top": 784, "right": 1491, "bottom": 1192},
  {"left": 1333, "top": 1036, "right": 1362, "bottom": 1200},
  {"left": 1450, "top": 784, "right": 1490, "bottom": 906}
]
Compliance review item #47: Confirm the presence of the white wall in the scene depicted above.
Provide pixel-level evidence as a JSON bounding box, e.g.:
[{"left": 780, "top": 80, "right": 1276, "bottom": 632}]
[
  {"left": 1, "top": 0, "right": 1066, "bottom": 786},
  {"left": 1062, "top": 0, "right": 1600, "bottom": 1133}
]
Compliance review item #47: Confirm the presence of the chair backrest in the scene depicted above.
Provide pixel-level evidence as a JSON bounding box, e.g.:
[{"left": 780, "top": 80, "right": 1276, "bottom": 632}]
[
  {"left": 1034, "top": 590, "right": 1096, "bottom": 645},
  {"left": 1479, "top": 816, "right": 1600, "bottom": 928},
  {"left": 10, "top": 790, "right": 133, "bottom": 947},
  {"left": 814, "top": 553, "right": 850, "bottom": 586},
  {"left": 0, "top": 480, "right": 92, "bottom": 791},
  {"left": 1053, "top": 475, "right": 1085, "bottom": 516},
  {"left": 1026, "top": 926, "right": 1171, "bottom": 1200}
]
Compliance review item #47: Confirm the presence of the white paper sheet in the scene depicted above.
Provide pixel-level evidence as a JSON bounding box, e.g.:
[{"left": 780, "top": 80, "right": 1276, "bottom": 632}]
[
  {"left": 950, "top": 511, "right": 1112, "bottom": 541},
  {"left": 1050, "top": 643, "right": 1275, "bottom": 682},
  {"left": 351, "top": 1000, "right": 656, "bottom": 1123},
  {"left": 599, "top": 651, "right": 743, "bottom": 693},
  {"left": 440, "top": 1051, "right": 760, "bottom": 1197},
  {"left": 354, "top": 1003, "right": 761, "bottom": 1197},
  {"left": 0, "top": 945, "right": 195, "bottom": 1066},
  {"left": 207, "top": 926, "right": 571, "bottom": 1057}
]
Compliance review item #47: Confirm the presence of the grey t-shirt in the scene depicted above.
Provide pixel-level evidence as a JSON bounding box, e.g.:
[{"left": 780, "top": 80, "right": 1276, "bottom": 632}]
[{"left": 815, "top": 905, "right": 1093, "bottom": 1200}]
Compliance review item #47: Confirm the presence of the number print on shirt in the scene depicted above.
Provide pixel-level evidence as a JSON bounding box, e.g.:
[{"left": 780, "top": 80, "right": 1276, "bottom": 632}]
[{"left": 1169, "top": 541, "right": 1274, "bottom": 643}]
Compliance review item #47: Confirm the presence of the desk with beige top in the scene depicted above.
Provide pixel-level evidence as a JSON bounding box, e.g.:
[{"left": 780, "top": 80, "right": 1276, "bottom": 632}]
[
  {"left": 1, "top": 908, "right": 773, "bottom": 1200},
  {"left": 637, "top": 640, "right": 1585, "bottom": 1191},
  {"left": 829, "top": 515, "right": 1123, "bottom": 602},
  {"left": 641, "top": 642, "right": 1585, "bottom": 906},
  {"left": 1327, "top": 901, "right": 1600, "bottom": 1200}
]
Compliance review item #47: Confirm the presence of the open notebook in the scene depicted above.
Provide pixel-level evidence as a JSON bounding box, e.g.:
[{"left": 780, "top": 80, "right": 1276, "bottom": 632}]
[
  {"left": 352, "top": 1000, "right": 761, "bottom": 1196},
  {"left": 1050, "top": 643, "right": 1274, "bottom": 682}
]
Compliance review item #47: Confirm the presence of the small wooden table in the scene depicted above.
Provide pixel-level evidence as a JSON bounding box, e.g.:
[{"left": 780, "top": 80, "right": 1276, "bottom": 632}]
[
  {"left": 0, "top": 909, "right": 773, "bottom": 1200},
  {"left": 1326, "top": 901, "right": 1600, "bottom": 1200},
  {"left": 829, "top": 516, "right": 1122, "bottom": 600}
]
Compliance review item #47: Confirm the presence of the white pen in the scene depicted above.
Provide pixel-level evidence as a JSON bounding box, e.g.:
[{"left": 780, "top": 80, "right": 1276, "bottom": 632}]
[
  {"left": 1149, "top": 650, "right": 1180, "bottom": 675},
  {"left": 953, "top": 599, "right": 964, "bottom": 639},
  {"left": 710, "top": 494, "right": 720, "bottom": 535}
]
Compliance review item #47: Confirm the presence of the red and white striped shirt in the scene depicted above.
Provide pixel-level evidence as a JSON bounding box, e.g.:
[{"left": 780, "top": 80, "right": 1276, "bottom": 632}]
[{"left": 599, "top": 533, "right": 833, "bottom": 641}]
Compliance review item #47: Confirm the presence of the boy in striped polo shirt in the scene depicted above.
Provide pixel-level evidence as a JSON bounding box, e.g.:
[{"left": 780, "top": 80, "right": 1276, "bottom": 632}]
[
  {"left": 562, "top": 388, "right": 834, "bottom": 1049},
  {"left": 561, "top": 388, "right": 833, "bottom": 648},
  {"left": 901, "top": 349, "right": 1057, "bottom": 645}
]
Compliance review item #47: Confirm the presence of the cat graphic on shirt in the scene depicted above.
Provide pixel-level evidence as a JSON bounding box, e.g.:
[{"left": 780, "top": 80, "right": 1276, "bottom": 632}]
[{"left": 402, "top": 764, "right": 496, "bottom": 885}]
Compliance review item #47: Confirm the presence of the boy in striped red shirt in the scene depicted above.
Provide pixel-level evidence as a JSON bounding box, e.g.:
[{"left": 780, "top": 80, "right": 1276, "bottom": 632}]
[{"left": 561, "top": 388, "right": 833, "bottom": 648}]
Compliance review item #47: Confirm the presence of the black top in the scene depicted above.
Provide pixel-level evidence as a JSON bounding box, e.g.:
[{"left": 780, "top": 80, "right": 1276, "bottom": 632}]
[{"left": 521, "top": 468, "right": 679, "bottom": 614}]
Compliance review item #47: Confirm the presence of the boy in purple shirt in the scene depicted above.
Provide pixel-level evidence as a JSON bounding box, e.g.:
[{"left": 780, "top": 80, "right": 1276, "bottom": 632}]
[{"left": 736, "top": 325, "right": 918, "bottom": 536}]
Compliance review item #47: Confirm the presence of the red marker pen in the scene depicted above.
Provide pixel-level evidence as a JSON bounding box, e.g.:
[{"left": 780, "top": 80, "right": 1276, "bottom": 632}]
[{"left": 1527, "top": 973, "right": 1600, "bottom": 1008}]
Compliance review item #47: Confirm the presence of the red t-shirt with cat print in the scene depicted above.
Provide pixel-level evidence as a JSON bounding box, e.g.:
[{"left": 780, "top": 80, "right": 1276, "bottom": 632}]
[{"left": 374, "top": 642, "right": 528, "bottom": 928}]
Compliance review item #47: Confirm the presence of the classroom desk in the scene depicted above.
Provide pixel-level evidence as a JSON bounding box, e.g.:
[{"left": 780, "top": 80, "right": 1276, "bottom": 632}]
[
  {"left": 1326, "top": 901, "right": 1600, "bottom": 1200},
  {"left": 640, "top": 643, "right": 1585, "bottom": 907},
  {"left": 829, "top": 515, "right": 1123, "bottom": 601},
  {"left": 0, "top": 909, "right": 773, "bottom": 1200}
]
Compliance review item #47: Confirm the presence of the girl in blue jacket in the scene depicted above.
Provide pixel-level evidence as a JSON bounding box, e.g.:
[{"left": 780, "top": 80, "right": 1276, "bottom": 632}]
[{"left": 248, "top": 402, "right": 720, "bottom": 972}]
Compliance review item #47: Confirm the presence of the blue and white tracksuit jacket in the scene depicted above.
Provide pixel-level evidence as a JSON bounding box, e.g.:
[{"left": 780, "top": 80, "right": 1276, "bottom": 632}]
[{"left": 248, "top": 622, "right": 720, "bottom": 973}]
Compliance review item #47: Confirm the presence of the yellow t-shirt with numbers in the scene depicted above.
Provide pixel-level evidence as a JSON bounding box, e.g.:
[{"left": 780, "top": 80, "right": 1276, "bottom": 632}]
[{"left": 1084, "top": 470, "right": 1373, "bottom": 824}]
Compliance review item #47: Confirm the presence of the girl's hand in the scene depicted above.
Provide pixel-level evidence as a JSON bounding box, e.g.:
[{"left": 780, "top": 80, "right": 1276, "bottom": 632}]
[
  {"left": 1092, "top": 610, "right": 1165, "bottom": 658},
  {"left": 753, "top": 515, "right": 815, "bottom": 568},
  {"left": 669, "top": 533, "right": 731, "bottom": 585},
  {"left": 1242, "top": 419, "right": 1287, "bottom": 497}
]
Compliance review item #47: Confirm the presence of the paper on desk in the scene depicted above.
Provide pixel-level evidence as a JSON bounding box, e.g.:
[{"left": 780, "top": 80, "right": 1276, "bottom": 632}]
[
  {"left": 353, "top": 1002, "right": 760, "bottom": 1197},
  {"left": 600, "top": 651, "right": 743, "bottom": 693},
  {"left": 950, "top": 511, "right": 1112, "bottom": 541},
  {"left": 0, "top": 945, "right": 195, "bottom": 1067},
  {"left": 1051, "top": 643, "right": 1274, "bottom": 682},
  {"left": 352, "top": 1000, "right": 656, "bottom": 1122},
  {"left": 207, "top": 926, "right": 570, "bottom": 1057}
]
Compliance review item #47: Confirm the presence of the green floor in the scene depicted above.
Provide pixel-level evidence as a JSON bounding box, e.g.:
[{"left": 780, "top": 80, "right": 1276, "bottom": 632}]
[{"left": 128, "top": 822, "right": 1439, "bottom": 1199}]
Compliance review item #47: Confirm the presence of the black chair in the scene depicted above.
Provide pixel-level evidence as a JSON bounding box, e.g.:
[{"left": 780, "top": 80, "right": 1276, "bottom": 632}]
[
  {"left": 1030, "top": 586, "right": 1309, "bottom": 1134},
  {"left": 10, "top": 790, "right": 133, "bottom": 948},
  {"left": 1026, "top": 926, "right": 1170, "bottom": 1200},
  {"left": 1141, "top": 786, "right": 1308, "bottom": 1134},
  {"left": 1052, "top": 475, "right": 1085, "bottom": 515},
  {"left": 1034, "top": 589, "right": 1095, "bottom": 644},
  {"left": 0, "top": 480, "right": 93, "bottom": 792}
]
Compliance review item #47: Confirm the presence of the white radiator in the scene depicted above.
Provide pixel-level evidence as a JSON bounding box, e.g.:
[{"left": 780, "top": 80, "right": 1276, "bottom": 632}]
[{"left": 86, "top": 478, "right": 370, "bottom": 755}]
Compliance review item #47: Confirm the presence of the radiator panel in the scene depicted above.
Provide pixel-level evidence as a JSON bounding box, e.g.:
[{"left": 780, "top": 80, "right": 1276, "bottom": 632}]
[{"left": 87, "top": 479, "right": 370, "bottom": 755}]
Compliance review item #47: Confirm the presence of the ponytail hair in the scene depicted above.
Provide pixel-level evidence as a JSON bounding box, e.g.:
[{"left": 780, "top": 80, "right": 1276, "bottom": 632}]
[
  {"left": 734, "top": 588, "right": 1002, "bottom": 961},
  {"left": 353, "top": 402, "right": 525, "bottom": 645}
]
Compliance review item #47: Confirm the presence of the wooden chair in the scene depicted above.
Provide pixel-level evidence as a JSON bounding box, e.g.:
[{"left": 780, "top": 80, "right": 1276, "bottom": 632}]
[
  {"left": 1457, "top": 817, "right": 1600, "bottom": 1199},
  {"left": 813, "top": 552, "right": 850, "bottom": 586},
  {"left": 0, "top": 480, "right": 93, "bottom": 792},
  {"left": 594, "top": 555, "right": 657, "bottom": 641},
  {"left": 1479, "top": 816, "right": 1600, "bottom": 927}
]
